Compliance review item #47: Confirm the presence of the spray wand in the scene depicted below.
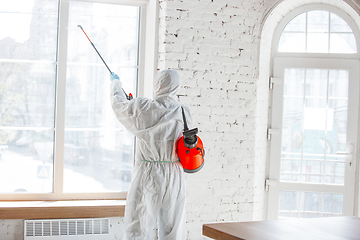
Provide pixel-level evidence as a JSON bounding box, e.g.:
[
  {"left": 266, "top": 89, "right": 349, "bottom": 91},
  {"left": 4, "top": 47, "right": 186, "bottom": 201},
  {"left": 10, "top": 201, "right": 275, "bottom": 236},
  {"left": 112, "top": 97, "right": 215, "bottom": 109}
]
[{"left": 77, "top": 25, "right": 133, "bottom": 100}]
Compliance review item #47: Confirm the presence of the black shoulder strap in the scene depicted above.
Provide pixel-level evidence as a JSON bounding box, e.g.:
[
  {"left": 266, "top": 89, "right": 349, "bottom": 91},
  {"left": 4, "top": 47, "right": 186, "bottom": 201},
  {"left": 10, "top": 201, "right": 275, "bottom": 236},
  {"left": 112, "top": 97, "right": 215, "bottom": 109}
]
[{"left": 181, "top": 107, "right": 189, "bottom": 131}]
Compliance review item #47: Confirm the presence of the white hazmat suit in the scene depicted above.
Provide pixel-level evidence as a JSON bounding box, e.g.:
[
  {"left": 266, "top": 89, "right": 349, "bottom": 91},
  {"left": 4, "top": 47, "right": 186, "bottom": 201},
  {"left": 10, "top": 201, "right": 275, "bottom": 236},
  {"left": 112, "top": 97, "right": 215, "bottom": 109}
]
[{"left": 110, "top": 69, "right": 192, "bottom": 239}]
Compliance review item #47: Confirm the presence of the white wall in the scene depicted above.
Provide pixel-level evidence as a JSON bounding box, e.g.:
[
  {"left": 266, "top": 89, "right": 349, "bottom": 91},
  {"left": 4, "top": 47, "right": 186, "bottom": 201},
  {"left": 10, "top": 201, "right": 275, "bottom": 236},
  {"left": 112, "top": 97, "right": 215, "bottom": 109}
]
[
  {"left": 157, "top": 1, "right": 274, "bottom": 238},
  {"left": 0, "top": 220, "right": 23, "bottom": 240}
]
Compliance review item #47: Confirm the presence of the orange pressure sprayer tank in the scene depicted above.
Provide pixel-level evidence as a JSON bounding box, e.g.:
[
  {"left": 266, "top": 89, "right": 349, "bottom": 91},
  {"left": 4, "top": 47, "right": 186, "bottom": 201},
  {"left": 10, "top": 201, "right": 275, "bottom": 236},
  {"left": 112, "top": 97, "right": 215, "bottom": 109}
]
[
  {"left": 176, "top": 135, "right": 204, "bottom": 173},
  {"left": 176, "top": 107, "right": 205, "bottom": 173}
]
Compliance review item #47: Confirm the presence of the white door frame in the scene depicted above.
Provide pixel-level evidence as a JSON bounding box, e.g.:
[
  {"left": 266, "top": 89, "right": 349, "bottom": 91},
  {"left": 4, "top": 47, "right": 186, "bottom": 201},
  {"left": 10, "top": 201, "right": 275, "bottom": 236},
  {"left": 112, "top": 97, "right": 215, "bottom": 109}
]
[{"left": 267, "top": 56, "right": 360, "bottom": 220}]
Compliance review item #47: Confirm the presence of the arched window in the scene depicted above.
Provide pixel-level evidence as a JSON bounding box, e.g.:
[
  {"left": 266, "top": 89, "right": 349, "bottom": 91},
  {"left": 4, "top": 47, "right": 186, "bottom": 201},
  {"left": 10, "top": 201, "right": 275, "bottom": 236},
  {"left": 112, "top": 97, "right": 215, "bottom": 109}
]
[
  {"left": 278, "top": 10, "right": 357, "bottom": 53},
  {"left": 267, "top": 5, "right": 360, "bottom": 220}
]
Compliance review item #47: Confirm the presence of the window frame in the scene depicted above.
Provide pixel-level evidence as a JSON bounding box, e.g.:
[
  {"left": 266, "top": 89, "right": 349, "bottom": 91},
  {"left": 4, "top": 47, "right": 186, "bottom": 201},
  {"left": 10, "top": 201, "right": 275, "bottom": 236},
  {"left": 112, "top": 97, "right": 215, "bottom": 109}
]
[
  {"left": 268, "top": 56, "right": 360, "bottom": 219},
  {"left": 271, "top": 3, "right": 360, "bottom": 59},
  {"left": 0, "top": 0, "right": 158, "bottom": 202},
  {"left": 267, "top": 3, "right": 360, "bottom": 220}
]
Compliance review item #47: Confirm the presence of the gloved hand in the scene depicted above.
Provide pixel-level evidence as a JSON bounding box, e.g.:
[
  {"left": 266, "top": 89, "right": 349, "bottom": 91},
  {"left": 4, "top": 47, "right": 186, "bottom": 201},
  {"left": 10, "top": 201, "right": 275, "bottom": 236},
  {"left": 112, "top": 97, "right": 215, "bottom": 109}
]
[{"left": 110, "top": 72, "right": 120, "bottom": 81}]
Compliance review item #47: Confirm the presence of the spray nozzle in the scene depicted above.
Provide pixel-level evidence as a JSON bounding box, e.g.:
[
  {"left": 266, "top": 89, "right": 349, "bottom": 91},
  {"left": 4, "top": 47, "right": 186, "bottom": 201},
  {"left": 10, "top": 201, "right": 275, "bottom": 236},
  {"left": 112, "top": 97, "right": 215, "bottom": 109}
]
[{"left": 183, "top": 128, "right": 198, "bottom": 149}]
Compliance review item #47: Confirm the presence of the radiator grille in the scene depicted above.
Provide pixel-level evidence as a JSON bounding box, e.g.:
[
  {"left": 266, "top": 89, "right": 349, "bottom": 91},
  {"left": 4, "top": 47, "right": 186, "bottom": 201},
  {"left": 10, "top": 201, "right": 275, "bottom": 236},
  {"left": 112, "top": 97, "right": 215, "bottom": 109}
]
[{"left": 24, "top": 218, "right": 110, "bottom": 239}]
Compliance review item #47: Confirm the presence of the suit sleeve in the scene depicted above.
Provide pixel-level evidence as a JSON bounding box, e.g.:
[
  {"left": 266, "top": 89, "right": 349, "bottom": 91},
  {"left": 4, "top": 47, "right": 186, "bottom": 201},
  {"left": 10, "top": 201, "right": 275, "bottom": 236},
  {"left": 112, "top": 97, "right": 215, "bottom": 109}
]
[{"left": 110, "top": 79, "right": 151, "bottom": 134}]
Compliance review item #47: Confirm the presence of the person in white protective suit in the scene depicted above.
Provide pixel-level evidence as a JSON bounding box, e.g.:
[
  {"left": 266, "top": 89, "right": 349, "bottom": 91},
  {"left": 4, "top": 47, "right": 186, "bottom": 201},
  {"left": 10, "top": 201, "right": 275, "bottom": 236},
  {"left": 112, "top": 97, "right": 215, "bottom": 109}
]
[{"left": 109, "top": 69, "right": 193, "bottom": 240}]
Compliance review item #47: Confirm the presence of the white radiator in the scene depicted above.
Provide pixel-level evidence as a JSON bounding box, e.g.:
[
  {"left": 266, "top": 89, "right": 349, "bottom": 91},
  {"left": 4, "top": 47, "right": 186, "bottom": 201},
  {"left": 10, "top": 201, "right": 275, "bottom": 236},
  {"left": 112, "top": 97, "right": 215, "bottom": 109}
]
[{"left": 24, "top": 218, "right": 110, "bottom": 240}]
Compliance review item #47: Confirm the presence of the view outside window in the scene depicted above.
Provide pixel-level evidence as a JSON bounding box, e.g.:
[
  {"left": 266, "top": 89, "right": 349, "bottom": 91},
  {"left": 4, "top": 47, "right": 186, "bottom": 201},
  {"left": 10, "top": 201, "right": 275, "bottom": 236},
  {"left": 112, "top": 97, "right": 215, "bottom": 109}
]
[
  {"left": 280, "top": 68, "right": 348, "bottom": 185},
  {"left": 0, "top": 0, "right": 58, "bottom": 193},
  {"left": 0, "top": 0, "right": 139, "bottom": 194},
  {"left": 279, "top": 68, "right": 348, "bottom": 218},
  {"left": 279, "top": 11, "right": 357, "bottom": 53},
  {"left": 64, "top": 2, "right": 138, "bottom": 193},
  {"left": 279, "top": 191, "right": 343, "bottom": 218}
]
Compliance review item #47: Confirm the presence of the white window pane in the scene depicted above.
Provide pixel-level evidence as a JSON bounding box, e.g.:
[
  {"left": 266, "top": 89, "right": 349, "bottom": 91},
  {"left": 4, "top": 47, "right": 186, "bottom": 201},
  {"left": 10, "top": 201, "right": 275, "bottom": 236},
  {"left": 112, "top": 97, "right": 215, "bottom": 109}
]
[
  {"left": 302, "top": 129, "right": 326, "bottom": 157},
  {"left": 67, "top": 2, "right": 139, "bottom": 66},
  {"left": 284, "top": 68, "right": 305, "bottom": 96},
  {"left": 307, "top": 33, "right": 329, "bottom": 53},
  {"left": 328, "top": 70, "right": 349, "bottom": 99},
  {"left": 305, "top": 69, "right": 328, "bottom": 98},
  {"left": 281, "top": 159, "right": 298, "bottom": 182},
  {"left": 307, "top": 11, "right": 329, "bottom": 33},
  {"left": 304, "top": 108, "right": 332, "bottom": 131},
  {"left": 302, "top": 159, "right": 323, "bottom": 183},
  {"left": 0, "top": 130, "right": 54, "bottom": 193},
  {"left": 0, "top": 0, "right": 58, "bottom": 60},
  {"left": 330, "top": 33, "right": 357, "bottom": 53},
  {"left": 329, "top": 71, "right": 349, "bottom": 173},
  {"left": 329, "top": 98, "right": 348, "bottom": 154},
  {"left": 63, "top": 130, "right": 133, "bottom": 193},
  {"left": 64, "top": 66, "right": 137, "bottom": 128},
  {"left": 300, "top": 192, "right": 322, "bottom": 218},
  {"left": 278, "top": 10, "right": 357, "bottom": 54},
  {"left": 325, "top": 156, "right": 345, "bottom": 185},
  {"left": 330, "top": 99, "right": 348, "bottom": 137},
  {"left": 279, "top": 191, "right": 300, "bottom": 218},
  {"left": 281, "top": 95, "right": 303, "bottom": 182},
  {"left": 282, "top": 96, "right": 304, "bottom": 150},
  {"left": 0, "top": 62, "right": 56, "bottom": 128},
  {"left": 323, "top": 193, "right": 343, "bottom": 216},
  {"left": 279, "top": 191, "right": 343, "bottom": 219},
  {"left": 283, "top": 13, "right": 306, "bottom": 32},
  {"left": 330, "top": 13, "right": 353, "bottom": 33},
  {"left": 63, "top": 1, "right": 139, "bottom": 193},
  {"left": 281, "top": 68, "right": 349, "bottom": 185},
  {"left": 278, "top": 33, "right": 306, "bottom": 52},
  {"left": 0, "top": 0, "right": 58, "bottom": 194},
  {"left": 281, "top": 69, "right": 304, "bottom": 182},
  {"left": 281, "top": 155, "right": 302, "bottom": 182}
]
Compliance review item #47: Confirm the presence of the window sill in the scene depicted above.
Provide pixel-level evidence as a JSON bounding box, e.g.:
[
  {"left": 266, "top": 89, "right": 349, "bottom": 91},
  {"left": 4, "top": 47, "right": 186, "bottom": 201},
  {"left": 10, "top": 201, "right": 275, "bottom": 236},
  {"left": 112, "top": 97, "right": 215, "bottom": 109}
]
[{"left": 0, "top": 200, "right": 126, "bottom": 219}]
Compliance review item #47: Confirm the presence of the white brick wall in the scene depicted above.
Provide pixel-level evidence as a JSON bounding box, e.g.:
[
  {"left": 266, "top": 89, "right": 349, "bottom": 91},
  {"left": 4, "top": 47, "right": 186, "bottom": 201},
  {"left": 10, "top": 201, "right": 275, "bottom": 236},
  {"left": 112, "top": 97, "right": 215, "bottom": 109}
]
[{"left": 158, "top": 0, "right": 272, "bottom": 239}]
